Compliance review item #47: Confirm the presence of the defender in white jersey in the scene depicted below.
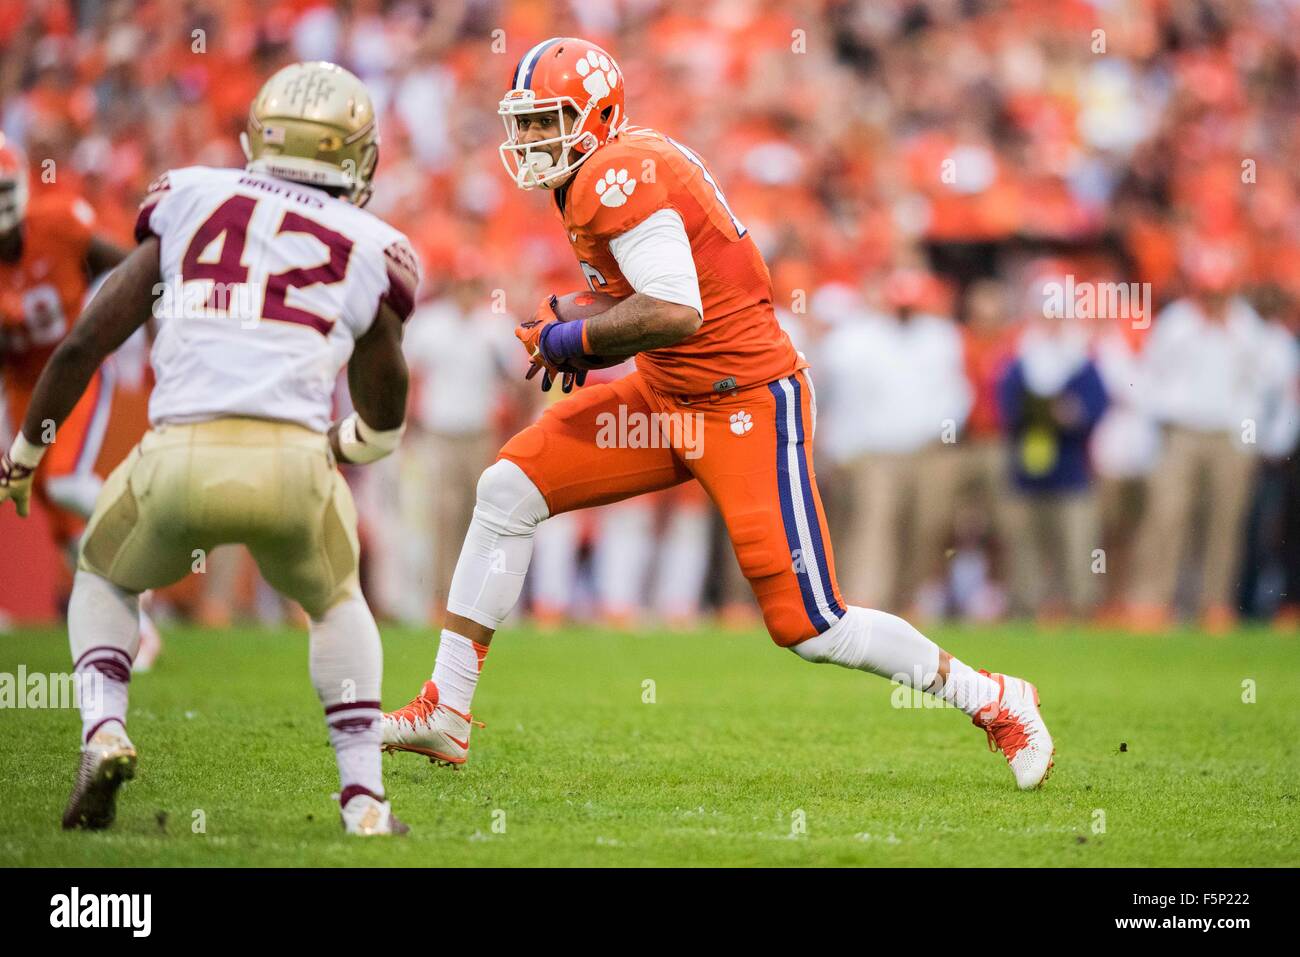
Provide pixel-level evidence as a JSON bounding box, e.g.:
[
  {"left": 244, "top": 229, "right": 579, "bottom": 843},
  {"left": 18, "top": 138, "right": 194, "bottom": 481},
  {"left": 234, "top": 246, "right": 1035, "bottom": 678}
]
[
  {"left": 0, "top": 62, "right": 418, "bottom": 836},
  {"left": 138, "top": 164, "right": 414, "bottom": 432}
]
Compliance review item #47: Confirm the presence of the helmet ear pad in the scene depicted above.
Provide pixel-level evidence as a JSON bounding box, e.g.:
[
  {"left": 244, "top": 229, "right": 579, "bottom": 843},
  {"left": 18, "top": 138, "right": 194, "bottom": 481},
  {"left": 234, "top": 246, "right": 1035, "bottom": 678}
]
[
  {"left": 567, "top": 99, "right": 614, "bottom": 157},
  {"left": 350, "top": 141, "right": 379, "bottom": 206}
]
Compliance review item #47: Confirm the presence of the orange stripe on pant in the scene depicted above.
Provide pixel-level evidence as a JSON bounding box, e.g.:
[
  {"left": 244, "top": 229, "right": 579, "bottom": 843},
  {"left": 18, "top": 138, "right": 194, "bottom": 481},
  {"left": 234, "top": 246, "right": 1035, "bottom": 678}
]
[{"left": 499, "top": 369, "right": 846, "bottom": 645}]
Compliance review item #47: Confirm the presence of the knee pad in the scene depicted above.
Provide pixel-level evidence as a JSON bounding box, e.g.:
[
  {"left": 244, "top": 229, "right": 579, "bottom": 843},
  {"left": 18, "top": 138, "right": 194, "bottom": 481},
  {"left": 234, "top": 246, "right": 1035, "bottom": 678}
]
[
  {"left": 762, "top": 598, "right": 817, "bottom": 647},
  {"left": 474, "top": 459, "right": 549, "bottom": 536}
]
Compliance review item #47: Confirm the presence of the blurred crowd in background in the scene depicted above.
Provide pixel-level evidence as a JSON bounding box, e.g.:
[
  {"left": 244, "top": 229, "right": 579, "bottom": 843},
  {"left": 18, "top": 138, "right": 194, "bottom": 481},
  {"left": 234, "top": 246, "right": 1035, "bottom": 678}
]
[{"left": 2, "top": 0, "right": 1299, "bottom": 633}]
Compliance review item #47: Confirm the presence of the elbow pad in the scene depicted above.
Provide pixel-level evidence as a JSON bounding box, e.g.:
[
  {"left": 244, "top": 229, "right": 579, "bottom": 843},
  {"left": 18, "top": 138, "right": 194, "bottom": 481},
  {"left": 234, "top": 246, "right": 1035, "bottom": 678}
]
[{"left": 335, "top": 412, "right": 405, "bottom": 465}]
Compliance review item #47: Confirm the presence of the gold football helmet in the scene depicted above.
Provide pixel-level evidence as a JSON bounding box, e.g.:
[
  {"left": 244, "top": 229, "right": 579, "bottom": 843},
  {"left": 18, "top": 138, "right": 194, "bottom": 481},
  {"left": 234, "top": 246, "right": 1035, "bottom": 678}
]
[{"left": 241, "top": 61, "right": 379, "bottom": 207}]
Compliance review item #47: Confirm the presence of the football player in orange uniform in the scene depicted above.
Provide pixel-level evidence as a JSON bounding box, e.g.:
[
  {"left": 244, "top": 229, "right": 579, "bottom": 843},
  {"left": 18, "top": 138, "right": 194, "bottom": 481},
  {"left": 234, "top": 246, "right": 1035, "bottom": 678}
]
[
  {"left": 383, "top": 39, "right": 1054, "bottom": 789},
  {"left": 0, "top": 141, "right": 161, "bottom": 666},
  {"left": 0, "top": 143, "right": 125, "bottom": 533}
]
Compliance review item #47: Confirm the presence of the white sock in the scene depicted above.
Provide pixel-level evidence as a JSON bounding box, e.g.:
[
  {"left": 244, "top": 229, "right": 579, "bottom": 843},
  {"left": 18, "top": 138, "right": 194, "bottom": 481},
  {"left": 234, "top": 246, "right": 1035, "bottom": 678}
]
[
  {"left": 328, "top": 720, "right": 383, "bottom": 808},
  {"left": 431, "top": 630, "right": 487, "bottom": 714},
  {"left": 937, "top": 658, "right": 1002, "bottom": 718},
  {"left": 446, "top": 459, "right": 550, "bottom": 629},
  {"left": 792, "top": 606, "right": 1001, "bottom": 717},
  {"left": 792, "top": 606, "right": 941, "bottom": 687},
  {"left": 68, "top": 570, "right": 139, "bottom": 743},
  {"left": 309, "top": 595, "right": 384, "bottom": 803}
]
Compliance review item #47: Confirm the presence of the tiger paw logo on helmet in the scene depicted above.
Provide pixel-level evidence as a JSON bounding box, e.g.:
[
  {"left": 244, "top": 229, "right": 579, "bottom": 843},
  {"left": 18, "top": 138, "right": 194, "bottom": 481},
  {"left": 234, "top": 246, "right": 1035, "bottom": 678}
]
[
  {"left": 595, "top": 168, "right": 636, "bottom": 208},
  {"left": 575, "top": 50, "right": 618, "bottom": 102}
]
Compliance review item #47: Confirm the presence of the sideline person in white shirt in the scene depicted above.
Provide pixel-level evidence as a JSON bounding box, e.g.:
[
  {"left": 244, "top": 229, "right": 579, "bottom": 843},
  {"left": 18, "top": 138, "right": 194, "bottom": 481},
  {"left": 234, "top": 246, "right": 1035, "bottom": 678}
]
[
  {"left": 1128, "top": 288, "right": 1300, "bottom": 630},
  {"left": 816, "top": 271, "right": 973, "bottom": 612},
  {"left": 399, "top": 273, "right": 521, "bottom": 621}
]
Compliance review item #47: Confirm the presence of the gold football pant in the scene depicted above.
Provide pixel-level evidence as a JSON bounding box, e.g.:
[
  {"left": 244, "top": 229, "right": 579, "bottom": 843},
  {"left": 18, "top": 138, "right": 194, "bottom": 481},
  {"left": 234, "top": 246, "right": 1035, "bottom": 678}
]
[{"left": 77, "top": 417, "right": 361, "bottom": 618}]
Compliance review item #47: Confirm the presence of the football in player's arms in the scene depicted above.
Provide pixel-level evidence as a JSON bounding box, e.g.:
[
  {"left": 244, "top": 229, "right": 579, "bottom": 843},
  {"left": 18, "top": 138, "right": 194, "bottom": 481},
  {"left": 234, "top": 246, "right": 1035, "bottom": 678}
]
[{"left": 529, "top": 290, "right": 632, "bottom": 382}]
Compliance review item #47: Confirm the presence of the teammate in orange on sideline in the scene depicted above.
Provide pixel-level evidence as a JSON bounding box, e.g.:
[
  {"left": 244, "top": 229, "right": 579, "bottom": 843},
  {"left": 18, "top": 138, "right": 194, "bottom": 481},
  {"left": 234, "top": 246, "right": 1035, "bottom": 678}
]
[
  {"left": 0, "top": 143, "right": 124, "bottom": 536},
  {"left": 0, "top": 140, "right": 165, "bottom": 668},
  {"left": 382, "top": 37, "right": 1055, "bottom": 790}
]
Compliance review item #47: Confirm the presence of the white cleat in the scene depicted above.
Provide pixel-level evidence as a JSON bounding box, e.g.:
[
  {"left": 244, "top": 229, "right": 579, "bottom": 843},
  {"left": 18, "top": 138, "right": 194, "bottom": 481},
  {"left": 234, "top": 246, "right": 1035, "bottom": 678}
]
[
  {"left": 340, "top": 793, "right": 408, "bottom": 836},
  {"left": 972, "top": 672, "right": 1055, "bottom": 790},
  {"left": 62, "top": 724, "right": 137, "bottom": 830},
  {"left": 382, "top": 680, "right": 478, "bottom": 766}
]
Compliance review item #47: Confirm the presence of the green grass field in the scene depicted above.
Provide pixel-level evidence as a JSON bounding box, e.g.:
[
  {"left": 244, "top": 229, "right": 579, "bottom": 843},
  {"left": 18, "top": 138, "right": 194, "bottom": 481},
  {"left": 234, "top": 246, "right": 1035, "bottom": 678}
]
[{"left": 1, "top": 622, "right": 1297, "bottom": 867}]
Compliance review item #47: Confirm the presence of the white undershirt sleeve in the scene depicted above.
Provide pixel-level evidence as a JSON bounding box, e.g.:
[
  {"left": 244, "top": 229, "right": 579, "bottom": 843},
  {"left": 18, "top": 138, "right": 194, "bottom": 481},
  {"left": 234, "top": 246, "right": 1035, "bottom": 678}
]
[{"left": 607, "top": 208, "right": 704, "bottom": 321}]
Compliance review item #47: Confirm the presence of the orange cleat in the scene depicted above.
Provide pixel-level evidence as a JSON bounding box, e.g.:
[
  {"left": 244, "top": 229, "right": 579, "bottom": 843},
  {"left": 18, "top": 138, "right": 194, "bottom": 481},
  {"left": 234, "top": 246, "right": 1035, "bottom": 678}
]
[
  {"left": 972, "top": 672, "right": 1055, "bottom": 790},
  {"left": 382, "top": 680, "right": 481, "bottom": 767}
]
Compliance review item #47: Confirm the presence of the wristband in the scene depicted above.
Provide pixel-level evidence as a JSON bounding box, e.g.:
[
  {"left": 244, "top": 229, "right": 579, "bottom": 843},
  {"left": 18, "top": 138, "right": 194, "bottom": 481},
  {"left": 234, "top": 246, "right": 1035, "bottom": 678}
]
[
  {"left": 540, "top": 319, "right": 588, "bottom": 365},
  {"left": 336, "top": 412, "right": 405, "bottom": 465},
  {"left": 9, "top": 432, "right": 48, "bottom": 470}
]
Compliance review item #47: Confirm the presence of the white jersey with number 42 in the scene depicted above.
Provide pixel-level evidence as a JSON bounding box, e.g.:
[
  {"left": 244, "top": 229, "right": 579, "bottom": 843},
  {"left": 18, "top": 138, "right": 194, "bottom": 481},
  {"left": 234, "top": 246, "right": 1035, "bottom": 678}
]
[{"left": 135, "top": 166, "right": 419, "bottom": 432}]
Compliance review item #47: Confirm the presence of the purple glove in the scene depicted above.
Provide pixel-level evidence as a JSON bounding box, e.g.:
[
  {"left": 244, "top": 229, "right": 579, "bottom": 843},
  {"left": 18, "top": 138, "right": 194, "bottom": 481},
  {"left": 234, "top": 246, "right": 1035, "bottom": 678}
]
[{"left": 538, "top": 320, "right": 589, "bottom": 393}]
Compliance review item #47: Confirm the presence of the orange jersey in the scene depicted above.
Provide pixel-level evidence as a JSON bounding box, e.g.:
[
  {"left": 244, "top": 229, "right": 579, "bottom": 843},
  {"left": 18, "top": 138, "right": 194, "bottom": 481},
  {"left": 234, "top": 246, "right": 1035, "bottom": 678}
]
[
  {"left": 559, "top": 126, "right": 802, "bottom": 396},
  {"left": 0, "top": 192, "right": 96, "bottom": 394}
]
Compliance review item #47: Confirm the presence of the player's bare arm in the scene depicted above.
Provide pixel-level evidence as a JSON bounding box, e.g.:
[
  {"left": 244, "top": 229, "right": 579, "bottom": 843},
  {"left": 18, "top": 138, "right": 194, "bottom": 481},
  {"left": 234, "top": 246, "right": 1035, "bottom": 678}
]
[
  {"left": 583, "top": 292, "right": 700, "bottom": 354},
  {"left": 84, "top": 235, "right": 128, "bottom": 278},
  {"left": 517, "top": 290, "right": 699, "bottom": 389},
  {"left": 329, "top": 303, "right": 409, "bottom": 465}
]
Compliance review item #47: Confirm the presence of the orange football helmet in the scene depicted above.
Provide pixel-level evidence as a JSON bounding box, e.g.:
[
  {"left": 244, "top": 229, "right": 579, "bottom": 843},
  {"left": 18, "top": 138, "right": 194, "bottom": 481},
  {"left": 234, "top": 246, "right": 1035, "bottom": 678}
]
[
  {"left": 0, "top": 137, "right": 28, "bottom": 233},
  {"left": 498, "top": 37, "right": 626, "bottom": 190}
]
